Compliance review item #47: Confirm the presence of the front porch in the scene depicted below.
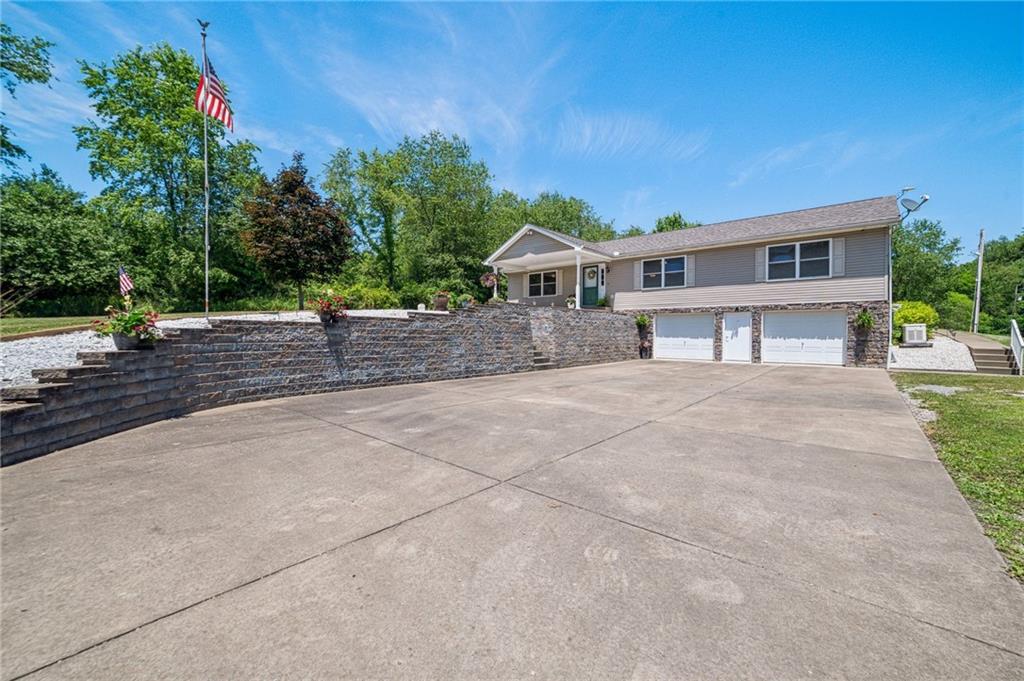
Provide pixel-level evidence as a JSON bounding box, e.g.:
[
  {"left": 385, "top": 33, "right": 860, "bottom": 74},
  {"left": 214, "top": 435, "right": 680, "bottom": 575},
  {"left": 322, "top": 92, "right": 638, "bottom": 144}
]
[{"left": 484, "top": 224, "right": 611, "bottom": 308}]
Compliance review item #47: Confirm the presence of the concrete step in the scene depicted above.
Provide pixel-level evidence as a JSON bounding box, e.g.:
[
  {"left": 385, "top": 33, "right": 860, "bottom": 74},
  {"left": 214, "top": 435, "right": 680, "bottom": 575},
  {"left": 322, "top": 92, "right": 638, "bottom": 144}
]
[
  {"left": 972, "top": 348, "right": 1012, "bottom": 358},
  {"left": 975, "top": 366, "right": 1017, "bottom": 376},
  {"left": 970, "top": 356, "right": 1011, "bottom": 366}
]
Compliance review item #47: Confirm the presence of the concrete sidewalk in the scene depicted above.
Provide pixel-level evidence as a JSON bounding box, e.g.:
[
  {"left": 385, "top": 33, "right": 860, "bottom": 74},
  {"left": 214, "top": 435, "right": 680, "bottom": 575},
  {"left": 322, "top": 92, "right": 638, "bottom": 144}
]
[{"left": 2, "top": 361, "right": 1022, "bottom": 679}]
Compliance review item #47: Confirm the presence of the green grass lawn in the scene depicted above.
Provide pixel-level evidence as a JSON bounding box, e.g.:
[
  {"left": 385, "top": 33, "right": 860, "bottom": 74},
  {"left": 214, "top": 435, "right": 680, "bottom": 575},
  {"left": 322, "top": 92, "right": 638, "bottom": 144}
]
[
  {"left": 892, "top": 372, "right": 1024, "bottom": 581},
  {"left": 0, "top": 311, "right": 289, "bottom": 338}
]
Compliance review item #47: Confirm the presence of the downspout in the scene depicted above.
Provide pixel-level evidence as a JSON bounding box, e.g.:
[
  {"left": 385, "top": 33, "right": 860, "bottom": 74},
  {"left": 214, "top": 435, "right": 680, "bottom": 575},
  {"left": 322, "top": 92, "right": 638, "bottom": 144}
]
[{"left": 887, "top": 222, "right": 893, "bottom": 369}]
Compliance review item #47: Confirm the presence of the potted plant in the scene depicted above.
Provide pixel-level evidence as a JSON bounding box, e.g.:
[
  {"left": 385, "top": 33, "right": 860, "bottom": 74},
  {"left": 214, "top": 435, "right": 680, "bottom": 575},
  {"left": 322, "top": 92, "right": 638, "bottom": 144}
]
[
  {"left": 565, "top": 295, "right": 577, "bottom": 309},
  {"left": 854, "top": 308, "right": 874, "bottom": 336},
  {"left": 635, "top": 314, "right": 651, "bottom": 338},
  {"left": 635, "top": 315, "right": 652, "bottom": 359},
  {"left": 310, "top": 290, "right": 348, "bottom": 324},
  {"left": 93, "top": 295, "right": 163, "bottom": 350},
  {"left": 456, "top": 293, "right": 476, "bottom": 309},
  {"left": 433, "top": 290, "right": 450, "bottom": 311}
]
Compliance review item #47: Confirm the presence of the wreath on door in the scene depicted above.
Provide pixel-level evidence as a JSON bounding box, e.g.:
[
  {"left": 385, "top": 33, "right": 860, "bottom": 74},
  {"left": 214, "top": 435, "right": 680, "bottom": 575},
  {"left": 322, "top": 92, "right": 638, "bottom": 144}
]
[{"left": 586, "top": 269, "right": 597, "bottom": 281}]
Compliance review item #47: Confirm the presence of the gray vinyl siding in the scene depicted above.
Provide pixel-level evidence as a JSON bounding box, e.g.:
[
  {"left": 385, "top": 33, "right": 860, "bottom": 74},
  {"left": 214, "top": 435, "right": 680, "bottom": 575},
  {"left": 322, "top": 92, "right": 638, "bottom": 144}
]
[
  {"left": 843, "top": 228, "right": 888, "bottom": 277},
  {"left": 604, "top": 259, "right": 635, "bottom": 302},
  {"left": 602, "top": 227, "right": 889, "bottom": 305},
  {"left": 695, "top": 246, "right": 755, "bottom": 287},
  {"left": 508, "top": 266, "right": 577, "bottom": 307},
  {"left": 499, "top": 232, "right": 572, "bottom": 260}
]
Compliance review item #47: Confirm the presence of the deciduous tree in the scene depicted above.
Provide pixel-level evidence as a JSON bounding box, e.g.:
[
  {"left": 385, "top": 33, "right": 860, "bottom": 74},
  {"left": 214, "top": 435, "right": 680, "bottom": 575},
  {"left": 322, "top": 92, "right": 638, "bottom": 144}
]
[
  {"left": 243, "top": 153, "right": 352, "bottom": 308},
  {"left": 0, "top": 22, "right": 54, "bottom": 167},
  {"left": 75, "top": 43, "right": 260, "bottom": 239},
  {"left": 653, "top": 211, "right": 701, "bottom": 232},
  {"left": 0, "top": 169, "right": 119, "bottom": 312},
  {"left": 892, "top": 218, "right": 961, "bottom": 306}
]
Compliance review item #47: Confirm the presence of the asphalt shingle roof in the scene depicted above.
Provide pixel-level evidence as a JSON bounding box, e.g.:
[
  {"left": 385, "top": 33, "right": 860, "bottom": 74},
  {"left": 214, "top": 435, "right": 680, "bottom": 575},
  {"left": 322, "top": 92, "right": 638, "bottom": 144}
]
[{"left": 574, "top": 196, "right": 899, "bottom": 258}]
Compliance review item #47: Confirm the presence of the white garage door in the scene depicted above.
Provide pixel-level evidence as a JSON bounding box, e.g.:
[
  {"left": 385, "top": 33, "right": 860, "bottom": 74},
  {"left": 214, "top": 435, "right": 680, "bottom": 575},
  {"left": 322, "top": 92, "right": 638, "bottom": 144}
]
[
  {"left": 762, "top": 311, "right": 846, "bottom": 366},
  {"left": 654, "top": 314, "right": 714, "bottom": 361}
]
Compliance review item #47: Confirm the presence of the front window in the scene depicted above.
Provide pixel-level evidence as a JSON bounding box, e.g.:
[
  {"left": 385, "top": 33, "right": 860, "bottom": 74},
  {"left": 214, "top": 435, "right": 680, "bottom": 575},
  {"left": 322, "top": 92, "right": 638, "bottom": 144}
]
[
  {"left": 768, "top": 240, "right": 830, "bottom": 280},
  {"left": 641, "top": 257, "right": 687, "bottom": 289},
  {"left": 528, "top": 270, "right": 557, "bottom": 297}
]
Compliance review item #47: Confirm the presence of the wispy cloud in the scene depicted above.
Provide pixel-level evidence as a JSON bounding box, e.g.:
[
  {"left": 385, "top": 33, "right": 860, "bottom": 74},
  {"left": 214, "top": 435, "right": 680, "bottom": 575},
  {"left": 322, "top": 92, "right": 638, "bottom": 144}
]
[
  {"left": 555, "top": 108, "right": 710, "bottom": 161},
  {"left": 729, "top": 132, "right": 875, "bottom": 187},
  {"left": 3, "top": 76, "right": 94, "bottom": 141}
]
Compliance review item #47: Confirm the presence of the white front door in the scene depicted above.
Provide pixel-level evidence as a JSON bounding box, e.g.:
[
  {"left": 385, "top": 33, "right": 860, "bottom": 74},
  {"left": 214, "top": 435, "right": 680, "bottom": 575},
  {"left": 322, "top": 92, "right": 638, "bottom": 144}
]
[
  {"left": 654, "top": 314, "right": 715, "bottom": 361},
  {"left": 762, "top": 311, "right": 846, "bottom": 366},
  {"left": 722, "top": 312, "right": 752, "bottom": 362}
]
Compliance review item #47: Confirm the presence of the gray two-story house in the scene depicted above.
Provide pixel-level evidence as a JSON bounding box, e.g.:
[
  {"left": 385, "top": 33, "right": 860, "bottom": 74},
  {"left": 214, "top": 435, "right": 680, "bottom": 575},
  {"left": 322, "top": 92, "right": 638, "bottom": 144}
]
[{"left": 484, "top": 196, "right": 898, "bottom": 367}]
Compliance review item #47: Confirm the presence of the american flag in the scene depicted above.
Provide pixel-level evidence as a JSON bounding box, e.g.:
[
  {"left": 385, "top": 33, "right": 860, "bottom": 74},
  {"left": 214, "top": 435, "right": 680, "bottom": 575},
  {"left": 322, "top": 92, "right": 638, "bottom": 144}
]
[
  {"left": 194, "top": 56, "right": 234, "bottom": 131},
  {"left": 118, "top": 266, "right": 134, "bottom": 296}
]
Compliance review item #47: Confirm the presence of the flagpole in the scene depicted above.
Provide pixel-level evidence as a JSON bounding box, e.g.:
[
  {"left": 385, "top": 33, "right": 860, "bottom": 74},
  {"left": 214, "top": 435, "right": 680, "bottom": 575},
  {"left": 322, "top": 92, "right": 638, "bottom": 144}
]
[{"left": 198, "top": 19, "right": 211, "bottom": 320}]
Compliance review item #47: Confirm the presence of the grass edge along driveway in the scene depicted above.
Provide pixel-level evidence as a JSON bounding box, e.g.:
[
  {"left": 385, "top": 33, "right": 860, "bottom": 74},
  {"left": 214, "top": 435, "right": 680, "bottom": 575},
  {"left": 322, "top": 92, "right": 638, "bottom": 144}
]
[{"left": 892, "top": 371, "right": 1024, "bottom": 581}]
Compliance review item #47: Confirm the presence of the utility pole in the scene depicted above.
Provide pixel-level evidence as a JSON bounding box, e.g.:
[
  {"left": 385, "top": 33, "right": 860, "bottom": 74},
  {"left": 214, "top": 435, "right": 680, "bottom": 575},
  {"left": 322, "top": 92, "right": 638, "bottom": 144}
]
[{"left": 971, "top": 228, "right": 985, "bottom": 334}]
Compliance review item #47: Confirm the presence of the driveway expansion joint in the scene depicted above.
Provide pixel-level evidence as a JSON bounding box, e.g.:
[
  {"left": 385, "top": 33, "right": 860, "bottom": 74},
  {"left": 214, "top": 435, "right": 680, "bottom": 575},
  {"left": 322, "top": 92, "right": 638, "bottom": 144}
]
[{"left": 507, "top": 483, "right": 1024, "bottom": 660}]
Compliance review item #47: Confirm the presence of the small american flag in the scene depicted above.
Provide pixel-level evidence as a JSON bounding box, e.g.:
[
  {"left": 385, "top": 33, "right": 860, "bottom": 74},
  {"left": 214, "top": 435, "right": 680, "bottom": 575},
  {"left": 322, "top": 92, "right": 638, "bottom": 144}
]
[
  {"left": 118, "top": 266, "right": 134, "bottom": 296},
  {"left": 194, "top": 56, "right": 234, "bottom": 131}
]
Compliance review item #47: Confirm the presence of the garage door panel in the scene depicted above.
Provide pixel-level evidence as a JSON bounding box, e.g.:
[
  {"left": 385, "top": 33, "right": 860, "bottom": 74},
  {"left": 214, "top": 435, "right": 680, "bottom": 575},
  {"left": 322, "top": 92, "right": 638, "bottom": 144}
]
[
  {"left": 655, "top": 314, "right": 714, "bottom": 361},
  {"left": 762, "top": 312, "right": 846, "bottom": 366}
]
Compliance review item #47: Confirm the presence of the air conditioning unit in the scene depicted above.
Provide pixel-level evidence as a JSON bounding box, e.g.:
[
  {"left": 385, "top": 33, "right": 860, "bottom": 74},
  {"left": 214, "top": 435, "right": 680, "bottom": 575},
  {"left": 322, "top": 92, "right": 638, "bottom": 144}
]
[{"left": 903, "top": 323, "right": 928, "bottom": 345}]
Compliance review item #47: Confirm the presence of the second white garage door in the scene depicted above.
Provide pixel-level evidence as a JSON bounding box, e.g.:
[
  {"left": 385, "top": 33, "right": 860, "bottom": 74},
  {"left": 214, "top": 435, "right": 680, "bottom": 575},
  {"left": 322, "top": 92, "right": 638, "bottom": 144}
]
[
  {"left": 762, "top": 311, "right": 846, "bottom": 366},
  {"left": 654, "top": 314, "right": 714, "bottom": 361}
]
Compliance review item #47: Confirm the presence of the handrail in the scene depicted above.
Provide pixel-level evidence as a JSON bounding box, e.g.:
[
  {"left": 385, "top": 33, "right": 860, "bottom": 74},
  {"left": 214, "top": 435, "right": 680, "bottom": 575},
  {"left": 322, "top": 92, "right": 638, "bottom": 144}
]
[{"left": 1011, "top": 319, "right": 1023, "bottom": 376}]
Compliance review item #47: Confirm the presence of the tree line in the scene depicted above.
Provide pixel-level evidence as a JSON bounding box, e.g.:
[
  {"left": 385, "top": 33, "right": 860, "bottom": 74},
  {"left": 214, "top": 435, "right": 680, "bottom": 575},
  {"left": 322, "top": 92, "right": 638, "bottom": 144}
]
[
  {"left": 1, "top": 24, "right": 1020, "bottom": 330},
  {"left": 1, "top": 31, "right": 701, "bottom": 316}
]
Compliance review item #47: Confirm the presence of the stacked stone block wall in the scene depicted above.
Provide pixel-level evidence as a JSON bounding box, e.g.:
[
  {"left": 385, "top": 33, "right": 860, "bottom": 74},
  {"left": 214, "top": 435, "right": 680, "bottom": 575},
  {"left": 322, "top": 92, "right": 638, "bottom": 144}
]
[
  {"left": 1, "top": 304, "right": 638, "bottom": 465},
  {"left": 527, "top": 307, "right": 639, "bottom": 368}
]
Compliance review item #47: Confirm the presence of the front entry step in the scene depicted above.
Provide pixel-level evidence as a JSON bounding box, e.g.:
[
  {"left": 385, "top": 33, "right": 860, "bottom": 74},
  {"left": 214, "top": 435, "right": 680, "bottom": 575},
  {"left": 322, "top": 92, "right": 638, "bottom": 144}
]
[
  {"left": 969, "top": 347, "right": 1019, "bottom": 375},
  {"left": 532, "top": 349, "right": 554, "bottom": 370}
]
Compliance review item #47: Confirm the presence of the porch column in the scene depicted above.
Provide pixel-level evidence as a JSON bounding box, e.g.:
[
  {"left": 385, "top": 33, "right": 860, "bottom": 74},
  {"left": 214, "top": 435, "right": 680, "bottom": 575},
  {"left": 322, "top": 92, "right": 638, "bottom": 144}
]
[
  {"left": 492, "top": 265, "right": 499, "bottom": 300},
  {"left": 574, "top": 249, "right": 582, "bottom": 309}
]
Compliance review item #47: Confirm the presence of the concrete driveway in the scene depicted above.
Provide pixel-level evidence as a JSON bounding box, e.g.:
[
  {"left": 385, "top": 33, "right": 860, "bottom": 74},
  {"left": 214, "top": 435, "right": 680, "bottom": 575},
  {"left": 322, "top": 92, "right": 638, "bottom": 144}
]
[{"left": 2, "top": 360, "right": 1022, "bottom": 680}]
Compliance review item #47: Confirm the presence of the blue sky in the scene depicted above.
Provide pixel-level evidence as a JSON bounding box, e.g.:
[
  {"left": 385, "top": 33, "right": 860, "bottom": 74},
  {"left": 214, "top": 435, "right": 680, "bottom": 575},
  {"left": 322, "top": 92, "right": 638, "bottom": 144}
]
[{"left": 4, "top": 2, "right": 1022, "bottom": 256}]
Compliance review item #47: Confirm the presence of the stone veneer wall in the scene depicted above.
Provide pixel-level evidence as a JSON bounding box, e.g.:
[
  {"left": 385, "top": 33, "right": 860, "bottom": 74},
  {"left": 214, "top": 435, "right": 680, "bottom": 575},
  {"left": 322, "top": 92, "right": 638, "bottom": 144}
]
[
  {"left": 631, "top": 300, "right": 889, "bottom": 366},
  {"left": 528, "top": 307, "right": 638, "bottom": 368},
  {"left": 1, "top": 304, "right": 639, "bottom": 465}
]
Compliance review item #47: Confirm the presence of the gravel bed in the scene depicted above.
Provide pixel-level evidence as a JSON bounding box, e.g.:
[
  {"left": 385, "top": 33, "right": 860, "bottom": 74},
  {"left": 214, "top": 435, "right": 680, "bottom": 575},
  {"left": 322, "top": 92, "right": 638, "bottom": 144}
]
[
  {"left": 1, "top": 310, "right": 425, "bottom": 386},
  {"left": 899, "top": 390, "right": 938, "bottom": 423},
  {"left": 889, "top": 335, "right": 976, "bottom": 372}
]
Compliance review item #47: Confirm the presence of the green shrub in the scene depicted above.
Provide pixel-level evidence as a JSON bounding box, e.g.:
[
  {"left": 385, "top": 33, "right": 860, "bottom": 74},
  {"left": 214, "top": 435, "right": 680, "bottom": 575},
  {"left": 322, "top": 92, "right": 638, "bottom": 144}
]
[
  {"left": 893, "top": 300, "right": 939, "bottom": 343},
  {"left": 398, "top": 282, "right": 434, "bottom": 309},
  {"left": 453, "top": 293, "right": 476, "bottom": 309},
  {"left": 937, "top": 291, "right": 973, "bottom": 331},
  {"left": 210, "top": 295, "right": 298, "bottom": 312},
  {"left": 853, "top": 308, "right": 875, "bottom": 331},
  {"left": 335, "top": 283, "right": 400, "bottom": 310}
]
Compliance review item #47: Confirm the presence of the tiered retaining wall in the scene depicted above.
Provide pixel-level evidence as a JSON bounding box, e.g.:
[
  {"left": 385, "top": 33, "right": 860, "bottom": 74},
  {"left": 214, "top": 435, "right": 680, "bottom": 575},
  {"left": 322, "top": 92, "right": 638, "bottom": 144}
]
[{"left": 1, "top": 304, "right": 640, "bottom": 465}]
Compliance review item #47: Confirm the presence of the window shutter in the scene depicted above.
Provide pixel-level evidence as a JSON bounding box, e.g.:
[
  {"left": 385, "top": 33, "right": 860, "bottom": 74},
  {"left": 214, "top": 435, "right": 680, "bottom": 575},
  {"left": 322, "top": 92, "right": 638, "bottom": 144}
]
[
  {"left": 754, "top": 247, "right": 766, "bottom": 282},
  {"left": 556, "top": 269, "right": 563, "bottom": 296},
  {"left": 522, "top": 273, "right": 529, "bottom": 297},
  {"left": 633, "top": 261, "right": 642, "bottom": 290},
  {"left": 686, "top": 255, "right": 696, "bottom": 287},
  {"left": 832, "top": 238, "right": 845, "bottom": 277}
]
